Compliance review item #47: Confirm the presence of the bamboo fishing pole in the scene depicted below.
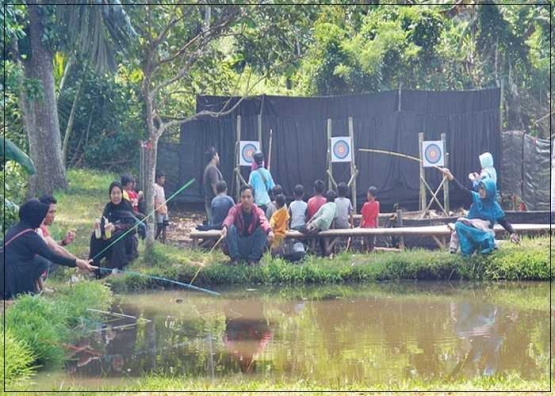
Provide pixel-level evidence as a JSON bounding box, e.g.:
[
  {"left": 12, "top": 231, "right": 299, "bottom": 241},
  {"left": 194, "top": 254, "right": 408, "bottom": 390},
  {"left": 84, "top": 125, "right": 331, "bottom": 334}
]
[
  {"left": 358, "top": 148, "right": 445, "bottom": 171},
  {"left": 189, "top": 233, "right": 225, "bottom": 286}
]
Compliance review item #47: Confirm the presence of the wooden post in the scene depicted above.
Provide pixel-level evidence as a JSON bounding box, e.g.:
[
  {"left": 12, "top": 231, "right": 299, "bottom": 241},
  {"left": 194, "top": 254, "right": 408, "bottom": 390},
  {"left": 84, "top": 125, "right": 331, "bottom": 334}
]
[
  {"left": 441, "top": 133, "right": 450, "bottom": 215},
  {"left": 235, "top": 115, "right": 241, "bottom": 202},
  {"left": 348, "top": 117, "right": 357, "bottom": 213},
  {"left": 396, "top": 209, "right": 404, "bottom": 250},
  {"left": 327, "top": 118, "right": 332, "bottom": 191},
  {"left": 257, "top": 113, "right": 262, "bottom": 147},
  {"left": 418, "top": 132, "right": 426, "bottom": 213}
]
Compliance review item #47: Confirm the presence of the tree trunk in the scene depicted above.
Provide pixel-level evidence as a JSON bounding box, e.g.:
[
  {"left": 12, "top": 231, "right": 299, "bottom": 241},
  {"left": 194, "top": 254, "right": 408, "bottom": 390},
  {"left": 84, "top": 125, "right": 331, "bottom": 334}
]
[
  {"left": 62, "top": 75, "right": 85, "bottom": 165},
  {"left": 23, "top": 3, "right": 67, "bottom": 196},
  {"left": 143, "top": 135, "right": 159, "bottom": 249}
]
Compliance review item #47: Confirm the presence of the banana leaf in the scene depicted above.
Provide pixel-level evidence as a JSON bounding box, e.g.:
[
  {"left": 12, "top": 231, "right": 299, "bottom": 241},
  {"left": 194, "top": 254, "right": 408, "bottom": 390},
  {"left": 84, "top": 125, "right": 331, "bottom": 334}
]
[{"left": 1, "top": 138, "right": 36, "bottom": 175}]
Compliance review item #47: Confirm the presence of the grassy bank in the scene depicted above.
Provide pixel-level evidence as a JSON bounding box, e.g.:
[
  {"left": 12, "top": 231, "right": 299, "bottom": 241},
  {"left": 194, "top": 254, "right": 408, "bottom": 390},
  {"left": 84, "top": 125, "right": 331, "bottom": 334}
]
[
  {"left": 103, "top": 236, "right": 551, "bottom": 293},
  {"left": 15, "top": 372, "right": 552, "bottom": 393},
  {"left": 2, "top": 282, "right": 113, "bottom": 388},
  {"left": 45, "top": 169, "right": 551, "bottom": 290}
]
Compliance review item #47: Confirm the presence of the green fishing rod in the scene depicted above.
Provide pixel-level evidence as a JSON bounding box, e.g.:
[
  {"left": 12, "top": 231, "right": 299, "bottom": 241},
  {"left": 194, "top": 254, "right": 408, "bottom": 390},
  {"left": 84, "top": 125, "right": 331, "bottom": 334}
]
[{"left": 91, "top": 178, "right": 195, "bottom": 263}]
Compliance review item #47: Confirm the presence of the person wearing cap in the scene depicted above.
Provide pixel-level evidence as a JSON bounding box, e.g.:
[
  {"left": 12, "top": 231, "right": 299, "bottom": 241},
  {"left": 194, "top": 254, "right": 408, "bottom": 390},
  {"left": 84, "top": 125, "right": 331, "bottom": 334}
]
[
  {"left": 2, "top": 199, "right": 95, "bottom": 300},
  {"left": 247, "top": 151, "right": 275, "bottom": 213}
]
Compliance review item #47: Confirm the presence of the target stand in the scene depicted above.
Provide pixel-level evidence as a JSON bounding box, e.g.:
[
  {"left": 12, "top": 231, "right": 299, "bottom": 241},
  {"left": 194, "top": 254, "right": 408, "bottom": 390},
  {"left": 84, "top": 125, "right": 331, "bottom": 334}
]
[
  {"left": 327, "top": 117, "right": 359, "bottom": 213},
  {"left": 418, "top": 133, "right": 450, "bottom": 218}
]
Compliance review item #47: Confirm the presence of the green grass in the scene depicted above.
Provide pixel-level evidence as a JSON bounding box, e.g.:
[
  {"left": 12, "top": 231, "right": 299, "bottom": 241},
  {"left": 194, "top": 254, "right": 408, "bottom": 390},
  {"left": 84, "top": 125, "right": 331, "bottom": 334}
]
[
  {"left": 103, "top": 235, "right": 551, "bottom": 293},
  {"left": 11, "top": 372, "right": 552, "bottom": 393},
  {"left": 3, "top": 282, "right": 113, "bottom": 387}
]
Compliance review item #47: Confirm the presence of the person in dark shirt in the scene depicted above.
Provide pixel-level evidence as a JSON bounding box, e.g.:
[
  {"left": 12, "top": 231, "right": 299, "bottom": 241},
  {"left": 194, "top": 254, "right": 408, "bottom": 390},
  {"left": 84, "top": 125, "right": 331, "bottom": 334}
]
[
  {"left": 221, "top": 185, "right": 274, "bottom": 265},
  {"left": 2, "top": 199, "right": 95, "bottom": 300},
  {"left": 89, "top": 182, "right": 140, "bottom": 276},
  {"left": 203, "top": 147, "right": 224, "bottom": 223}
]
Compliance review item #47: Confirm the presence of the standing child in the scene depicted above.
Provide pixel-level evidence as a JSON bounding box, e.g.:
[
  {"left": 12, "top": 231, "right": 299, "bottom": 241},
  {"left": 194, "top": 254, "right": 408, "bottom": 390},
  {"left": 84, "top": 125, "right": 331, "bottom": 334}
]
[
  {"left": 269, "top": 194, "right": 289, "bottom": 253},
  {"left": 307, "top": 179, "right": 326, "bottom": 220},
  {"left": 248, "top": 151, "right": 275, "bottom": 213},
  {"left": 334, "top": 182, "right": 354, "bottom": 229},
  {"left": 289, "top": 184, "right": 308, "bottom": 231},
  {"left": 469, "top": 152, "right": 497, "bottom": 190},
  {"left": 360, "top": 186, "right": 380, "bottom": 252},
  {"left": 154, "top": 171, "right": 169, "bottom": 242}
]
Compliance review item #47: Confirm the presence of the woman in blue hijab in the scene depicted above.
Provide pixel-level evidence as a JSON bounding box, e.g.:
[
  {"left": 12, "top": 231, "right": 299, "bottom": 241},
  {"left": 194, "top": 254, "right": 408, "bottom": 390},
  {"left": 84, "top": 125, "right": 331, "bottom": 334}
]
[{"left": 442, "top": 169, "right": 519, "bottom": 256}]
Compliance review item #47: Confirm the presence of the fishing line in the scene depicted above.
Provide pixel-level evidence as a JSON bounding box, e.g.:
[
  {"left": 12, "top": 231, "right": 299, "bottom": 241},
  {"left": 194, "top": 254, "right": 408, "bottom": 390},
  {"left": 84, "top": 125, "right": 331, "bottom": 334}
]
[{"left": 96, "top": 266, "right": 220, "bottom": 296}]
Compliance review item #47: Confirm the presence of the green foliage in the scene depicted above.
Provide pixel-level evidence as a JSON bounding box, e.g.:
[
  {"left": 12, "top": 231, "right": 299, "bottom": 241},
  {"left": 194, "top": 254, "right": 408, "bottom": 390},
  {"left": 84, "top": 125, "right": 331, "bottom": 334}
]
[
  {"left": 0, "top": 327, "right": 35, "bottom": 388},
  {"left": 0, "top": 163, "right": 29, "bottom": 236},
  {"left": 4, "top": 282, "right": 112, "bottom": 375}
]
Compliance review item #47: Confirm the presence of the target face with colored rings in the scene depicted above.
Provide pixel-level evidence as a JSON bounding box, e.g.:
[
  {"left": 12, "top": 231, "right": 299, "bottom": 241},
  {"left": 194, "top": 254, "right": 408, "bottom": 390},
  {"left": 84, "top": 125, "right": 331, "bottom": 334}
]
[
  {"left": 424, "top": 143, "right": 442, "bottom": 164},
  {"left": 241, "top": 143, "right": 257, "bottom": 164},
  {"left": 333, "top": 139, "right": 350, "bottom": 159}
]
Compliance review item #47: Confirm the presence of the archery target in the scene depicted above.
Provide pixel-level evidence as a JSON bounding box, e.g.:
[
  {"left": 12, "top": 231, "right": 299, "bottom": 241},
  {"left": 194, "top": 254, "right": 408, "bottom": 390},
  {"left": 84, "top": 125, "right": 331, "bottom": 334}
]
[
  {"left": 239, "top": 141, "right": 260, "bottom": 166},
  {"left": 421, "top": 140, "right": 445, "bottom": 167},
  {"left": 331, "top": 137, "right": 352, "bottom": 163}
]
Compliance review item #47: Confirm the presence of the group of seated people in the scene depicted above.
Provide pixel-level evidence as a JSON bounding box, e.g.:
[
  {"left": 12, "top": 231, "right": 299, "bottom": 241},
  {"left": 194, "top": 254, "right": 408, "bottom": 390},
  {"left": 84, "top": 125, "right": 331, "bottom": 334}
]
[
  {"left": 2, "top": 172, "right": 169, "bottom": 299},
  {"left": 199, "top": 176, "right": 381, "bottom": 265},
  {"left": 202, "top": 151, "right": 521, "bottom": 263}
]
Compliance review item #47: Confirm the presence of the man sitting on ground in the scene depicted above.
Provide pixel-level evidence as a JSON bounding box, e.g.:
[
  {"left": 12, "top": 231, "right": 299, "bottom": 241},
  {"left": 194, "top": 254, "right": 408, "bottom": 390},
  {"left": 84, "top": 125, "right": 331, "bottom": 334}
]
[
  {"left": 221, "top": 185, "right": 274, "bottom": 265},
  {"left": 38, "top": 194, "right": 78, "bottom": 277}
]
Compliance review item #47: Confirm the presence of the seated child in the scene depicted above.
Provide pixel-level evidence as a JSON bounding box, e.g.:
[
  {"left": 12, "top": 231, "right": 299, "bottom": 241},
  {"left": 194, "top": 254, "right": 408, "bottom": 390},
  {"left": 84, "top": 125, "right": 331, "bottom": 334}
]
[
  {"left": 303, "top": 190, "right": 337, "bottom": 233},
  {"left": 334, "top": 182, "right": 353, "bottom": 229},
  {"left": 360, "top": 186, "right": 380, "bottom": 252},
  {"left": 289, "top": 184, "right": 308, "bottom": 231},
  {"left": 269, "top": 194, "right": 289, "bottom": 253},
  {"left": 197, "top": 181, "right": 234, "bottom": 231},
  {"left": 265, "top": 185, "right": 284, "bottom": 220},
  {"left": 307, "top": 179, "right": 326, "bottom": 220}
]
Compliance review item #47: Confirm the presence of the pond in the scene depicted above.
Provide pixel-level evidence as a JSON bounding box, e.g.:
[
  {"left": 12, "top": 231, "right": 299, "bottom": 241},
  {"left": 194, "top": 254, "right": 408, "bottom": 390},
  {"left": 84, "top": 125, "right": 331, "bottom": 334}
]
[{"left": 30, "top": 281, "right": 550, "bottom": 391}]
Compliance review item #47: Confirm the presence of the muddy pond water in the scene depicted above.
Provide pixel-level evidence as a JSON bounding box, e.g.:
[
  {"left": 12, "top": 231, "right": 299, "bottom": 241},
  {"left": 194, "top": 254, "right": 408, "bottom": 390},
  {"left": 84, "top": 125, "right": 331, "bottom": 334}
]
[{"left": 30, "top": 281, "right": 550, "bottom": 391}]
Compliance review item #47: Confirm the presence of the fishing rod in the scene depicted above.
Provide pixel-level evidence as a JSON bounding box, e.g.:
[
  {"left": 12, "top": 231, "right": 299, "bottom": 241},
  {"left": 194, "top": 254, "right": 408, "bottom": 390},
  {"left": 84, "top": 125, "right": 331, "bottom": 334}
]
[
  {"left": 188, "top": 233, "right": 225, "bottom": 286},
  {"left": 91, "top": 178, "right": 196, "bottom": 262},
  {"left": 96, "top": 266, "right": 220, "bottom": 296}
]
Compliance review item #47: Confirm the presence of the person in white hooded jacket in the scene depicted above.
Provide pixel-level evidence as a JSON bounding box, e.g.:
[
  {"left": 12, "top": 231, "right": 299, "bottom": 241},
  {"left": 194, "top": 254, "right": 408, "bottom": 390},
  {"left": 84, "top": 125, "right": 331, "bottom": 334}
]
[{"left": 469, "top": 152, "right": 497, "bottom": 191}]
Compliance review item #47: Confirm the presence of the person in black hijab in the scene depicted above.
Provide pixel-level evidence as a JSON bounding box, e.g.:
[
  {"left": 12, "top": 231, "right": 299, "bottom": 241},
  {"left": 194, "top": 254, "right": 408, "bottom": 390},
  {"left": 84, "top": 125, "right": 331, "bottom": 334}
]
[
  {"left": 89, "top": 182, "right": 139, "bottom": 277},
  {"left": 1, "top": 199, "right": 95, "bottom": 300}
]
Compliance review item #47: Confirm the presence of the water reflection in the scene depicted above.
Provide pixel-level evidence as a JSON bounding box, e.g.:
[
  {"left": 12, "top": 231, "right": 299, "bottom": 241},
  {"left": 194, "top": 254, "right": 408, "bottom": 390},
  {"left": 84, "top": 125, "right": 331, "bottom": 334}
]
[
  {"left": 450, "top": 301, "right": 518, "bottom": 378},
  {"left": 223, "top": 300, "right": 272, "bottom": 374},
  {"left": 30, "top": 283, "right": 549, "bottom": 390}
]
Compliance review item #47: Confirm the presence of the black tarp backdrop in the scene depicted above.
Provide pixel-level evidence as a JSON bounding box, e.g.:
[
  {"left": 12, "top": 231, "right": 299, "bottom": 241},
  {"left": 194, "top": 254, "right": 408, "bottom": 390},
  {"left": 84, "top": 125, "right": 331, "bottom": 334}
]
[
  {"left": 500, "top": 131, "right": 551, "bottom": 211},
  {"left": 164, "top": 89, "right": 501, "bottom": 211}
]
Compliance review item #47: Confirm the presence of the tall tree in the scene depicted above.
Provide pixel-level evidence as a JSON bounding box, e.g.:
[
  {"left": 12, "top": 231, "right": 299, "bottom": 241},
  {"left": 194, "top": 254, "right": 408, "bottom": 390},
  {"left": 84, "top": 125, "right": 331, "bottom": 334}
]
[
  {"left": 131, "top": 4, "right": 309, "bottom": 247},
  {"left": 7, "top": 1, "right": 135, "bottom": 196}
]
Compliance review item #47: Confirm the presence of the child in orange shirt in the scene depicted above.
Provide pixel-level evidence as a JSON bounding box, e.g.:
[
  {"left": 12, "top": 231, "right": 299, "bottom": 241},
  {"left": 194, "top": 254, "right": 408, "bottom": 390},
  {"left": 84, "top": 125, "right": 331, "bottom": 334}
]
[
  {"left": 360, "top": 186, "right": 379, "bottom": 252},
  {"left": 269, "top": 194, "right": 289, "bottom": 252}
]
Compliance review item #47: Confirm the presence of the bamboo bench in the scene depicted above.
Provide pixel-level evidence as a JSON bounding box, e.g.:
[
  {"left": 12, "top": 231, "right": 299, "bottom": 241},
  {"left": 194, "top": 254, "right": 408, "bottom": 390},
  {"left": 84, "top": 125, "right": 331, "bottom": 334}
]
[{"left": 190, "top": 223, "right": 551, "bottom": 250}]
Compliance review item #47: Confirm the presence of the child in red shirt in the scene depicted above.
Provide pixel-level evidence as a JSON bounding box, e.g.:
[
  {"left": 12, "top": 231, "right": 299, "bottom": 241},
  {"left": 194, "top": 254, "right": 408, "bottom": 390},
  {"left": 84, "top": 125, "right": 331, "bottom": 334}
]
[
  {"left": 360, "top": 186, "right": 379, "bottom": 252},
  {"left": 307, "top": 179, "right": 327, "bottom": 221}
]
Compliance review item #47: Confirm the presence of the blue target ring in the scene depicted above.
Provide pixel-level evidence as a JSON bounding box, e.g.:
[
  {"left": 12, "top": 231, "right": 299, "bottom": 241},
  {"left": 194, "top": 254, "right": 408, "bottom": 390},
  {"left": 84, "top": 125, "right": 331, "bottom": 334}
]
[
  {"left": 333, "top": 139, "right": 350, "bottom": 160},
  {"left": 424, "top": 143, "right": 442, "bottom": 164},
  {"left": 241, "top": 143, "right": 257, "bottom": 164}
]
